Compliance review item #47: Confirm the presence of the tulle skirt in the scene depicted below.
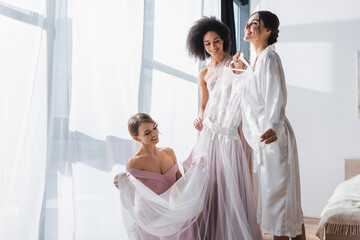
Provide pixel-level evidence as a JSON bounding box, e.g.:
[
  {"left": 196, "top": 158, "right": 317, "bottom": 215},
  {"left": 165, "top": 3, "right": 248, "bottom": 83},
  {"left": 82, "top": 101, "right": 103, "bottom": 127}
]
[{"left": 193, "top": 120, "right": 262, "bottom": 240}]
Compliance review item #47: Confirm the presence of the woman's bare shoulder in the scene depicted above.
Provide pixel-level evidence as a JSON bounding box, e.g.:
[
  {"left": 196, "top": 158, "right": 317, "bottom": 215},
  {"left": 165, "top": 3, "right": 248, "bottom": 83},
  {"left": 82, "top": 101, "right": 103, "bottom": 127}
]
[
  {"left": 159, "top": 147, "right": 177, "bottom": 163},
  {"left": 199, "top": 66, "right": 208, "bottom": 79},
  {"left": 126, "top": 153, "right": 146, "bottom": 170}
]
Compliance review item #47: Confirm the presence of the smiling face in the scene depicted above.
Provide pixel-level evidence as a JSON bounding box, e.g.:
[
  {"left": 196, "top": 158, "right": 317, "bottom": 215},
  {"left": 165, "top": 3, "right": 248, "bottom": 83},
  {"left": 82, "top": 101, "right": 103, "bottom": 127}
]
[
  {"left": 203, "top": 31, "right": 224, "bottom": 58},
  {"left": 243, "top": 13, "right": 271, "bottom": 45},
  {"left": 133, "top": 122, "right": 159, "bottom": 145}
]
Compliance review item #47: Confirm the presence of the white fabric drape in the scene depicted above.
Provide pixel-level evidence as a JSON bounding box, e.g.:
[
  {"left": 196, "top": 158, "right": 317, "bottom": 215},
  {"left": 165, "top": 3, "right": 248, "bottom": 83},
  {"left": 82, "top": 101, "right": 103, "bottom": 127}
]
[{"left": 119, "top": 160, "right": 209, "bottom": 239}]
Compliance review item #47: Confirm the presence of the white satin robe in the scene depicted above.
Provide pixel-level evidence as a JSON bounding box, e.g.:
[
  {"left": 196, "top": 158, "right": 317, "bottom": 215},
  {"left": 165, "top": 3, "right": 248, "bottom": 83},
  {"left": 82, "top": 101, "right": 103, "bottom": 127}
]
[{"left": 241, "top": 45, "right": 303, "bottom": 237}]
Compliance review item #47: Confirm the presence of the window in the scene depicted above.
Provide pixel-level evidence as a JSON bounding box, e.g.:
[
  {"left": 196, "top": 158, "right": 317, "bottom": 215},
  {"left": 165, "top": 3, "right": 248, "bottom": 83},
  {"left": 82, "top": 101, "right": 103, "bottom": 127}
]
[{"left": 233, "top": 0, "right": 250, "bottom": 59}]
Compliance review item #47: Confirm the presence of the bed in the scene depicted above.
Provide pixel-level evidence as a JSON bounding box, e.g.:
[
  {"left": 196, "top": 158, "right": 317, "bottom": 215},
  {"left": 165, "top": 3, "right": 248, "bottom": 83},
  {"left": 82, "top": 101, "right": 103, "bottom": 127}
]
[{"left": 315, "top": 159, "right": 360, "bottom": 240}]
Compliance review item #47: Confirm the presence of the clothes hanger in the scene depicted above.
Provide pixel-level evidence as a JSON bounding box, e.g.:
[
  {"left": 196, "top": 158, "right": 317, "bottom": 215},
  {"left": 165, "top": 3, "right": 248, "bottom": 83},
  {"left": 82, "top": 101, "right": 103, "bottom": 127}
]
[{"left": 228, "top": 52, "right": 252, "bottom": 72}]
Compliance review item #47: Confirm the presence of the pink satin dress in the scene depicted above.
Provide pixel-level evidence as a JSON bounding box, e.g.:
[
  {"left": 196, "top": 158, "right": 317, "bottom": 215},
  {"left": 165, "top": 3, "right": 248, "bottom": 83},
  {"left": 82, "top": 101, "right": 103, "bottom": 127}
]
[{"left": 127, "top": 163, "right": 179, "bottom": 195}]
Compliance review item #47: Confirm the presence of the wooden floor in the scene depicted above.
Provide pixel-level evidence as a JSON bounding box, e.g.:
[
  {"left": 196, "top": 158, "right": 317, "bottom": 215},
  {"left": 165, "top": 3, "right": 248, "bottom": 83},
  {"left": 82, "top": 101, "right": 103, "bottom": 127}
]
[{"left": 263, "top": 218, "right": 320, "bottom": 240}]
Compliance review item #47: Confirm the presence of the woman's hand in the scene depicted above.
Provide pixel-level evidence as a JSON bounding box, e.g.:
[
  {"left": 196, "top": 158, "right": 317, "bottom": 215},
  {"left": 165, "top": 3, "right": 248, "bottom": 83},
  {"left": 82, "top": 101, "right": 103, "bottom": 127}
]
[
  {"left": 193, "top": 118, "right": 203, "bottom": 131},
  {"left": 225, "top": 51, "right": 248, "bottom": 74},
  {"left": 113, "top": 175, "right": 119, "bottom": 188},
  {"left": 260, "top": 129, "right": 277, "bottom": 144}
]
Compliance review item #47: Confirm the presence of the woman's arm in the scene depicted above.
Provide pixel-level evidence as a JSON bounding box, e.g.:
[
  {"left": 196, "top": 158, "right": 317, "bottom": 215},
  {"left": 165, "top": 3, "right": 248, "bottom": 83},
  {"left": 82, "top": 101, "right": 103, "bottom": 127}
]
[
  {"left": 261, "top": 54, "right": 286, "bottom": 144},
  {"left": 113, "top": 157, "right": 137, "bottom": 188},
  {"left": 194, "top": 68, "right": 208, "bottom": 131}
]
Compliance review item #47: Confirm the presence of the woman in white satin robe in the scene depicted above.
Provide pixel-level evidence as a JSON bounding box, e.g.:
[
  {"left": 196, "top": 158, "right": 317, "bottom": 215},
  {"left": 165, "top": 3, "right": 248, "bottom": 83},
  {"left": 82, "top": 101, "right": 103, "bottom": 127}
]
[{"left": 230, "top": 11, "right": 306, "bottom": 240}]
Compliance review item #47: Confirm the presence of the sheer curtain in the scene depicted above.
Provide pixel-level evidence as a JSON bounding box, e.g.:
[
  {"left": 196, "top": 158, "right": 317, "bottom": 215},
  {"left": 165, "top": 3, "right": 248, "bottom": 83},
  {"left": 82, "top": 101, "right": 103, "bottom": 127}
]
[
  {"left": 45, "top": 1, "right": 144, "bottom": 239},
  {"left": 0, "top": 0, "right": 219, "bottom": 239},
  {"left": 0, "top": 1, "right": 47, "bottom": 239}
]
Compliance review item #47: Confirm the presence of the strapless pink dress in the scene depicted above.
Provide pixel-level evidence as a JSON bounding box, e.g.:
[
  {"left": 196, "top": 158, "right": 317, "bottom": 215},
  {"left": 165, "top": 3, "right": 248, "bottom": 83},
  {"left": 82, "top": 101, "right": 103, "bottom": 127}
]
[{"left": 127, "top": 163, "right": 179, "bottom": 195}]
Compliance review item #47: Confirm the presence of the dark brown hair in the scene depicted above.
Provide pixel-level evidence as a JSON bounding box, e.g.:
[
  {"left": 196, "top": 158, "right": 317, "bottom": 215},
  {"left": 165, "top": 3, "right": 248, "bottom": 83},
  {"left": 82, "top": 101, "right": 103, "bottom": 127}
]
[
  {"left": 128, "top": 113, "right": 156, "bottom": 136},
  {"left": 251, "top": 11, "right": 280, "bottom": 45},
  {"left": 186, "top": 16, "right": 231, "bottom": 61}
]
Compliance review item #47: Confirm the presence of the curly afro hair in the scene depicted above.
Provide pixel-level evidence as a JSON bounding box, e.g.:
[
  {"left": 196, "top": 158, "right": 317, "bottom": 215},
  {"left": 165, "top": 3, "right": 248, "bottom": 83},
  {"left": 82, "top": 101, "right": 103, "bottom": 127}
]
[{"left": 186, "top": 16, "right": 231, "bottom": 61}]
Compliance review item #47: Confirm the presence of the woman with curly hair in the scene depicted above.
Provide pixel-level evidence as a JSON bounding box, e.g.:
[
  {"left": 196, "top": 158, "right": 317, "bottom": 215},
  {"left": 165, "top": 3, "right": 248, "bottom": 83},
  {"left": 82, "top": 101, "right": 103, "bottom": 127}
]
[
  {"left": 185, "top": 16, "right": 255, "bottom": 185},
  {"left": 185, "top": 17, "right": 263, "bottom": 240},
  {"left": 185, "top": 17, "right": 255, "bottom": 187},
  {"left": 186, "top": 16, "right": 233, "bottom": 131}
]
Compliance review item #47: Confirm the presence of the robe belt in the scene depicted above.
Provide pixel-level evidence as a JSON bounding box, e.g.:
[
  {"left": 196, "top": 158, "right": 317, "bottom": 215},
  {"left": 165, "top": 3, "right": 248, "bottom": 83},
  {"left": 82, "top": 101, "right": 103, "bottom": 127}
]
[
  {"left": 203, "top": 118, "right": 240, "bottom": 139},
  {"left": 256, "top": 148, "right": 263, "bottom": 167}
]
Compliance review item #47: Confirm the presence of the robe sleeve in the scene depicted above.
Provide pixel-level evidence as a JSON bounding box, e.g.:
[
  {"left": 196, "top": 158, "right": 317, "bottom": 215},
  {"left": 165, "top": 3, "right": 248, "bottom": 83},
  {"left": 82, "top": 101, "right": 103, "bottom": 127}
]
[{"left": 262, "top": 53, "right": 287, "bottom": 141}]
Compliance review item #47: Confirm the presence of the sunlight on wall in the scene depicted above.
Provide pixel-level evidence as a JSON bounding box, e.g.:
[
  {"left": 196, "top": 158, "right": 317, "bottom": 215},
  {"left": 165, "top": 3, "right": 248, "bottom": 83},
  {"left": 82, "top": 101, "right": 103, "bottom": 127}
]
[
  {"left": 278, "top": 42, "right": 335, "bottom": 93},
  {"left": 251, "top": 0, "right": 360, "bottom": 26},
  {"left": 251, "top": 0, "right": 360, "bottom": 218}
]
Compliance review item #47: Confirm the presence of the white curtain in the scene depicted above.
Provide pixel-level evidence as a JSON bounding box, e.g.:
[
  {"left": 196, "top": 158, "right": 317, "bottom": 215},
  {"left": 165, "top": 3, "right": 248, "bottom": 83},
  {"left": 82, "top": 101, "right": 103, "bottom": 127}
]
[
  {"left": 0, "top": 0, "right": 47, "bottom": 239},
  {"left": 0, "top": 0, "right": 219, "bottom": 239},
  {"left": 45, "top": 1, "right": 144, "bottom": 239}
]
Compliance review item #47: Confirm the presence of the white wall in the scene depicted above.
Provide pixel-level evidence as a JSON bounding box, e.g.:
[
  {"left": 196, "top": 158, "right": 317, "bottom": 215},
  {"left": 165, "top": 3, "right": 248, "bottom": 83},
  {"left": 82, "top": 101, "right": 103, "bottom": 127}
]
[{"left": 250, "top": 0, "right": 360, "bottom": 218}]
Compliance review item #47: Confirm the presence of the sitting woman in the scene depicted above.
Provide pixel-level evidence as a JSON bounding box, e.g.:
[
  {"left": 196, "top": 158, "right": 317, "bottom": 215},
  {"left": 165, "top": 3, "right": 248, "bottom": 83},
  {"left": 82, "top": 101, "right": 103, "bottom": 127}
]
[
  {"left": 114, "top": 113, "right": 181, "bottom": 194},
  {"left": 114, "top": 113, "right": 198, "bottom": 239}
]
